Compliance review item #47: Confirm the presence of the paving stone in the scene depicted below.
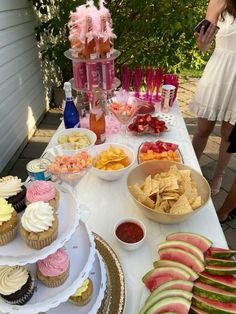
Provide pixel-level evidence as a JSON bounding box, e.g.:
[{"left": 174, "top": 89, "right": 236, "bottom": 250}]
[
  {"left": 40, "top": 112, "right": 62, "bottom": 126},
  {"left": 20, "top": 140, "right": 48, "bottom": 159},
  {"left": 213, "top": 189, "right": 228, "bottom": 211},
  {"left": 38, "top": 123, "right": 61, "bottom": 131},
  {"left": 221, "top": 223, "right": 230, "bottom": 232},
  {"left": 228, "top": 155, "right": 236, "bottom": 172},
  {"left": 202, "top": 163, "right": 235, "bottom": 192},
  {"left": 8, "top": 158, "right": 30, "bottom": 181},
  {"left": 199, "top": 154, "right": 214, "bottom": 167},
  {"left": 34, "top": 128, "right": 57, "bottom": 138},
  {"left": 227, "top": 217, "right": 236, "bottom": 230},
  {"left": 223, "top": 227, "right": 236, "bottom": 249}
]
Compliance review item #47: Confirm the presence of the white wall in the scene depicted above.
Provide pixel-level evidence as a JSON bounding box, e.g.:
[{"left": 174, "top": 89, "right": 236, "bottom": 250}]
[{"left": 0, "top": 0, "right": 46, "bottom": 171}]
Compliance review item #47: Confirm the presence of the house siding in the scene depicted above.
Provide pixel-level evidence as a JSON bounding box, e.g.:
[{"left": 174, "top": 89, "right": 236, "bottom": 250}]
[{"left": 0, "top": 0, "right": 46, "bottom": 172}]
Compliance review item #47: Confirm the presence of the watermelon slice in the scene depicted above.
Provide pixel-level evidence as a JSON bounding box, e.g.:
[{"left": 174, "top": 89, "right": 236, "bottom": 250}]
[
  {"left": 192, "top": 294, "right": 236, "bottom": 314},
  {"left": 194, "top": 281, "right": 236, "bottom": 302},
  {"left": 153, "top": 260, "right": 198, "bottom": 281},
  {"left": 145, "top": 296, "right": 191, "bottom": 314},
  {"left": 207, "top": 247, "right": 236, "bottom": 258},
  {"left": 206, "top": 257, "right": 236, "bottom": 267},
  {"left": 158, "top": 247, "right": 205, "bottom": 273},
  {"left": 139, "top": 289, "right": 192, "bottom": 314},
  {"left": 158, "top": 240, "right": 204, "bottom": 261},
  {"left": 190, "top": 305, "right": 208, "bottom": 314},
  {"left": 142, "top": 266, "right": 190, "bottom": 292},
  {"left": 205, "top": 265, "right": 236, "bottom": 275},
  {"left": 199, "top": 272, "right": 236, "bottom": 292},
  {"left": 166, "top": 232, "right": 212, "bottom": 252}
]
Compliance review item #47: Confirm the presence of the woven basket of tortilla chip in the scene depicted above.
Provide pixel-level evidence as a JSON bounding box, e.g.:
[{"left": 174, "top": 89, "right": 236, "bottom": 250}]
[{"left": 127, "top": 160, "right": 210, "bottom": 224}]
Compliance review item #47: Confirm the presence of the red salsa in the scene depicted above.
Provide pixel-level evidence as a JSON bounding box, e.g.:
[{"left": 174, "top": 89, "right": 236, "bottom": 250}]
[{"left": 116, "top": 222, "right": 144, "bottom": 244}]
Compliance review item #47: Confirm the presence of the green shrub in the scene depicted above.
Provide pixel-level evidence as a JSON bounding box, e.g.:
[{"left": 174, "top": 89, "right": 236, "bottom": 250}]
[{"left": 31, "top": 0, "right": 211, "bottom": 83}]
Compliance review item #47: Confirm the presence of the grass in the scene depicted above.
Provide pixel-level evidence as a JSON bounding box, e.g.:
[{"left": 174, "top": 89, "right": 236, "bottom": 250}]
[{"left": 179, "top": 67, "right": 203, "bottom": 78}]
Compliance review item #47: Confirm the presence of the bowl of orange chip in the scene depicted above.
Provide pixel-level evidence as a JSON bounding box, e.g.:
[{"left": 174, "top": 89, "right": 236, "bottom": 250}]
[
  {"left": 127, "top": 160, "right": 210, "bottom": 224},
  {"left": 91, "top": 143, "right": 136, "bottom": 181}
]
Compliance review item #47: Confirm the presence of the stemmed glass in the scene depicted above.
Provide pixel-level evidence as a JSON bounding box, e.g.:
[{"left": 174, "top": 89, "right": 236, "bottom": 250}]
[
  {"left": 107, "top": 91, "right": 141, "bottom": 144},
  {"left": 42, "top": 148, "right": 92, "bottom": 222}
]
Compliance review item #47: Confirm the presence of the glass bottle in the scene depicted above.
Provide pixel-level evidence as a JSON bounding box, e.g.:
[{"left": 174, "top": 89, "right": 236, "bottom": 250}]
[
  {"left": 89, "top": 87, "right": 106, "bottom": 144},
  {"left": 63, "top": 82, "right": 80, "bottom": 129}
]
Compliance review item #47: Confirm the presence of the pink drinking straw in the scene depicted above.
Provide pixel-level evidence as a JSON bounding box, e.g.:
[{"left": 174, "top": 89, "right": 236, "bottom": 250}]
[
  {"left": 133, "top": 67, "right": 143, "bottom": 98},
  {"left": 154, "top": 67, "right": 164, "bottom": 101}
]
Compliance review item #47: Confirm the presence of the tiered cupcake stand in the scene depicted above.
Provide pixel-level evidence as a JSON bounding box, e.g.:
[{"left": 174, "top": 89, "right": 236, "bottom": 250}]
[{"left": 0, "top": 187, "right": 107, "bottom": 314}]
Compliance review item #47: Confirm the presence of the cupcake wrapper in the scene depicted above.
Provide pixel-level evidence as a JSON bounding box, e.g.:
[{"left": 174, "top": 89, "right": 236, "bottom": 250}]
[
  {"left": 1, "top": 275, "right": 35, "bottom": 305},
  {"left": 12, "top": 199, "right": 26, "bottom": 213},
  {"left": 69, "top": 294, "right": 92, "bottom": 306},
  {"left": 25, "top": 228, "right": 58, "bottom": 250},
  {"left": 0, "top": 226, "right": 17, "bottom": 246},
  {"left": 37, "top": 267, "right": 69, "bottom": 288}
]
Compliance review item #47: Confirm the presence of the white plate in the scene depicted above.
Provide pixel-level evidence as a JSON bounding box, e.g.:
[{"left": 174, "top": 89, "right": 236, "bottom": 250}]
[
  {"left": 48, "top": 249, "right": 107, "bottom": 314},
  {"left": 0, "top": 187, "right": 80, "bottom": 266},
  {"left": 0, "top": 222, "right": 96, "bottom": 314}
]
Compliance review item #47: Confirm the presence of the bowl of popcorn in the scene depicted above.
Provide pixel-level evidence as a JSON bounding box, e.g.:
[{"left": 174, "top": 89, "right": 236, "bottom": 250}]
[
  {"left": 127, "top": 160, "right": 210, "bottom": 224},
  {"left": 51, "top": 128, "right": 97, "bottom": 153},
  {"left": 91, "top": 143, "right": 136, "bottom": 181},
  {"left": 44, "top": 146, "right": 92, "bottom": 187}
]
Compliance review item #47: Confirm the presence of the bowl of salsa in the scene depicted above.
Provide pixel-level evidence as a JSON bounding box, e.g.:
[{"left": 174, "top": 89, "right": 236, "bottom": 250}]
[{"left": 114, "top": 217, "right": 146, "bottom": 251}]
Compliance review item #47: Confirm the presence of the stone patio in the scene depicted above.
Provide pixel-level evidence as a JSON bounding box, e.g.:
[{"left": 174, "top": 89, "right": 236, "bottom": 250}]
[{"left": 1, "top": 77, "right": 236, "bottom": 248}]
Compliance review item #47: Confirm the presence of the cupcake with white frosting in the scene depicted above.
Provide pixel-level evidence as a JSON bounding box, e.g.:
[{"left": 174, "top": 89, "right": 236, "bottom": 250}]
[
  {"left": 0, "top": 176, "right": 26, "bottom": 213},
  {"left": 0, "top": 266, "right": 34, "bottom": 305},
  {"left": 19, "top": 201, "right": 58, "bottom": 249},
  {"left": 0, "top": 198, "right": 18, "bottom": 246}
]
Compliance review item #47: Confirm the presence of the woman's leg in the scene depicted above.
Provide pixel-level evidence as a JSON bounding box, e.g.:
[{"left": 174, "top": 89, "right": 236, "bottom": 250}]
[
  {"left": 217, "top": 175, "right": 236, "bottom": 222},
  {"left": 192, "top": 118, "right": 216, "bottom": 160},
  {"left": 211, "top": 121, "right": 234, "bottom": 195}
]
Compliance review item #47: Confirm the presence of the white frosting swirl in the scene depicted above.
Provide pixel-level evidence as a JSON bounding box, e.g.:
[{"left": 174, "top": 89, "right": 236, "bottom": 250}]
[
  {"left": 0, "top": 266, "right": 28, "bottom": 295},
  {"left": 21, "top": 201, "right": 54, "bottom": 233},
  {"left": 0, "top": 176, "right": 22, "bottom": 199}
]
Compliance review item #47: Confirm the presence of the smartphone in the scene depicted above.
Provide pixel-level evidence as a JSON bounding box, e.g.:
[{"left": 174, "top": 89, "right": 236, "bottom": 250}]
[{"left": 194, "top": 19, "right": 211, "bottom": 34}]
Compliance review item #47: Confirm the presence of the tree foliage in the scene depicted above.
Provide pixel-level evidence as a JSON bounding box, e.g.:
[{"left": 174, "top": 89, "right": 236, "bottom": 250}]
[{"left": 31, "top": 0, "right": 211, "bottom": 83}]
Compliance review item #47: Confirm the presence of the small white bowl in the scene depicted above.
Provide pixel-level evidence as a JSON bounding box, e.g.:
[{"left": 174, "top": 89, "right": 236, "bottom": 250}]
[
  {"left": 113, "top": 217, "right": 146, "bottom": 251},
  {"left": 91, "top": 143, "right": 135, "bottom": 181},
  {"left": 51, "top": 128, "right": 97, "bottom": 152}
]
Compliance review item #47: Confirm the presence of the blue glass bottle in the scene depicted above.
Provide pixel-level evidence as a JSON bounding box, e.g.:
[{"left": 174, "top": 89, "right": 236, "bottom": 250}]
[{"left": 63, "top": 82, "right": 80, "bottom": 129}]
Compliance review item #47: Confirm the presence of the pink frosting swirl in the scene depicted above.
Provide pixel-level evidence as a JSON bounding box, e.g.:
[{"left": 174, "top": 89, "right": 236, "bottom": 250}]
[
  {"left": 26, "top": 181, "right": 56, "bottom": 203},
  {"left": 37, "top": 248, "right": 69, "bottom": 277}
]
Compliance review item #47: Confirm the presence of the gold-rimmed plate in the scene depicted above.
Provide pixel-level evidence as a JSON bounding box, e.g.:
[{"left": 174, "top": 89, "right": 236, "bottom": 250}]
[{"left": 94, "top": 233, "right": 125, "bottom": 314}]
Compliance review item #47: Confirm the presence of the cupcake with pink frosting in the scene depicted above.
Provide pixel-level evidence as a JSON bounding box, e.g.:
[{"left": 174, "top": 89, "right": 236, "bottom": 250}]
[
  {"left": 36, "top": 248, "right": 69, "bottom": 287},
  {"left": 26, "top": 181, "right": 59, "bottom": 211}
]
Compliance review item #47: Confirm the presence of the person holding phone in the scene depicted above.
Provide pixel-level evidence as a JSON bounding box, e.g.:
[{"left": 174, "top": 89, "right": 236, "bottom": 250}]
[{"left": 189, "top": 0, "right": 235, "bottom": 195}]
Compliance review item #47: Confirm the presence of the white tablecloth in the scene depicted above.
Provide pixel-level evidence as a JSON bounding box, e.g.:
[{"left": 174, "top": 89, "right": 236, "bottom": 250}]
[{"left": 74, "top": 102, "right": 228, "bottom": 314}]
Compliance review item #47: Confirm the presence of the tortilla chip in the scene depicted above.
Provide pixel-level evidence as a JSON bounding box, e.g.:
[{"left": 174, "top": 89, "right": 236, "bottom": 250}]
[
  {"left": 191, "top": 196, "right": 202, "bottom": 209},
  {"left": 170, "top": 194, "right": 193, "bottom": 214},
  {"left": 129, "top": 184, "right": 147, "bottom": 202}
]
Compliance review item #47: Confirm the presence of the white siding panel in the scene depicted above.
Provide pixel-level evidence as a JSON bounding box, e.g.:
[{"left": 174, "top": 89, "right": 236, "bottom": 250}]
[
  {"left": 0, "top": 2, "right": 46, "bottom": 172},
  {"left": 0, "top": 60, "right": 39, "bottom": 103},
  {"left": 0, "top": 21, "right": 35, "bottom": 48},
  {"left": 0, "top": 8, "right": 34, "bottom": 30},
  {"left": 0, "top": 92, "right": 44, "bottom": 171},
  {"left": 0, "top": 0, "right": 29, "bottom": 11},
  {"left": 0, "top": 73, "right": 43, "bottom": 133},
  {"left": 0, "top": 47, "right": 39, "bottom": 85},
  {"left": 0, "top": 35, "right": 35, "bottom": 67}
]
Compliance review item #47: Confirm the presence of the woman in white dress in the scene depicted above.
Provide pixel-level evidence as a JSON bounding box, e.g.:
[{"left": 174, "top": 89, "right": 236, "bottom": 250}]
[{"left": 189, "top": 0, "right": 236, "bottom": 195}]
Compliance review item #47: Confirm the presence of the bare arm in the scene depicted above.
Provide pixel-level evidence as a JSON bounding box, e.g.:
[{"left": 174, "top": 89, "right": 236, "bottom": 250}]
[
  {"left": 194, "top": 0, "right": 225, "bottom": 51},
  {"left": 206, "top": 0, "right": 226, "bottom": 23}
]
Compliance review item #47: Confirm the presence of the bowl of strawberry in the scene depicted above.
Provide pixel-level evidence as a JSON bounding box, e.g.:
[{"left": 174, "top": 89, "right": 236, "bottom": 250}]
[
  {"left": 127, "top": 114, "right": 167, "bottom": 134},
  {"left": 138, "top": 140, "right": 183, "bottom": 164}
]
